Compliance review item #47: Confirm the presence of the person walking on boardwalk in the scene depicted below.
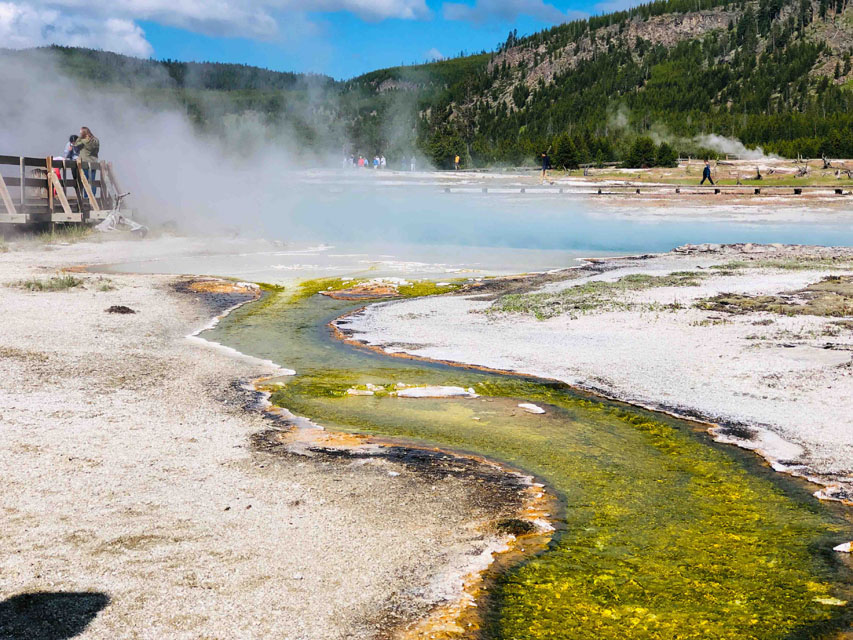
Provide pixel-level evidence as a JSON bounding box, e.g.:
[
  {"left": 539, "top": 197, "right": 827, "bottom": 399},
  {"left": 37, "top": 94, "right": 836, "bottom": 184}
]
[
  {"left": 454, "top": 154, "right": 460, "bottom": 170},
  {"left": 700, "top": 159, "right": 715, "bottom": 185},
  {"left": 540, "top": 151, "right": 552, "bottom": 184}
]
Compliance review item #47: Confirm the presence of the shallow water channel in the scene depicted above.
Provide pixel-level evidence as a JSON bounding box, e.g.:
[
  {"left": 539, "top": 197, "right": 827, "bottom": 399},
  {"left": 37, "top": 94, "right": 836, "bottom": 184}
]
[{"left": 208, "top": 290, "right": 853, "bottom": 639}]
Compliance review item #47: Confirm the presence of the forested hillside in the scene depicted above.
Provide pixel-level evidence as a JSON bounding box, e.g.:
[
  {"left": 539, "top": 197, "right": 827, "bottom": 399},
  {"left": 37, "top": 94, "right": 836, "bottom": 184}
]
[
  {"left": 6, "top": 0, "right": 853, "bottom": 168},
  {"left": 406, "top": 0, "right": 853, "bottom": 166}
]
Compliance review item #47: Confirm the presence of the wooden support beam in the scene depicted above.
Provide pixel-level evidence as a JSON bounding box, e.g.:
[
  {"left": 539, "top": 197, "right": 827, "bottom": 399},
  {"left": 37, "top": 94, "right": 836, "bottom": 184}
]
[
  {"left": 77, "top": 159, "right": 100, "bottom": 212},
  {"left": 99, "top": 160, "right": 111, "bottom": 209},
  {"left": 0, "top": 172, "right": 18, "bottom": 215},
  {"left": 47, "top": 170, "right": 78, "bottom": 221},
  {"left": 46, "top": 157, "right": 54, "bottom": 214},
  {"left": 19, "top": 157, "right": 25, "bottom": 208}
]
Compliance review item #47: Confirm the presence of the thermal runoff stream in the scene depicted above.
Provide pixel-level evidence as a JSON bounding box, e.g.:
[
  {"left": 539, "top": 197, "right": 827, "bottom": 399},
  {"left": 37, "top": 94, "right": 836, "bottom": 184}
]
[{"left": 206, "top": 285, "right": 853, "bottom": 640}]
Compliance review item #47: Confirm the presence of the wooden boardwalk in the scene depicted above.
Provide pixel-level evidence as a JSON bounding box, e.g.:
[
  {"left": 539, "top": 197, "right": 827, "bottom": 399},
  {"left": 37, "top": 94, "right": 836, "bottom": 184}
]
[
  {"left": 441, "top": 184, "right": 852, "bottom": 196},
  {"left": 0, "top": 155, "right": 124, "bottom": 224}
]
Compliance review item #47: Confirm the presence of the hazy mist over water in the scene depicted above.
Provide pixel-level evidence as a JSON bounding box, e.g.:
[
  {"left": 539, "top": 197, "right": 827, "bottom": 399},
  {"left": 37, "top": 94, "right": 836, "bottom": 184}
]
[{"left": 110, "top": 173, "right": 853, "bottom": 282}]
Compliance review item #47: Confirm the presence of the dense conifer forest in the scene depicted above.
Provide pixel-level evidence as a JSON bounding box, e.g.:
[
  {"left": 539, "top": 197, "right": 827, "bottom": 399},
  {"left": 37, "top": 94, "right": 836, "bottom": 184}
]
[{"left": 5, "top": 0, "right": 853, "bottom": 168}]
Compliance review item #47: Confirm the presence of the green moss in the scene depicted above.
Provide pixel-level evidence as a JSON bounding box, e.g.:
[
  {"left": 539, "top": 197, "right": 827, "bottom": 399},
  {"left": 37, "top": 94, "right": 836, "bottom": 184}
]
[
  {"left": 211, "top": 290, "right": 853, "bottom": 640},
  {"left": 256, "top": 282, "right": 286, "bottom": 293},
  {"left": 271, "top": 367, "right": 852, "bottom": 640},
  {"left": 397, "top": 281, "right": 462, "bottom": 297},
  {"left": 292, "top": 277, "right": 357, "bottom": 301}
]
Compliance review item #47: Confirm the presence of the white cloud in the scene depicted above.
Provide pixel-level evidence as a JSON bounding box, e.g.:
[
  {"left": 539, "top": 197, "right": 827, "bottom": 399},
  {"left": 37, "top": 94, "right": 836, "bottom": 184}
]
[
  {"left": 309, "top": 0, "right": 431, "bottom": 21},
  {"left": 424, "top": 47, "right": 445, "bottom": 60},
  {"left": 443, "top": 0, "right": 579, "bottom": 24},
  {"left": 0, "top": 2, "right": 153, "bottom": 56},
  {"left": 591, "top": 0, "right": 645, "bottom": 13},
  {"left": 1, "top": 0, "right": 432, "bottom": 46}
]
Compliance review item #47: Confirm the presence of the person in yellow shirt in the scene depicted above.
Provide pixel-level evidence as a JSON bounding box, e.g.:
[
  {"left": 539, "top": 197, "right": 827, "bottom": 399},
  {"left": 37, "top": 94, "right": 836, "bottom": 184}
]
[{"left": 454, "top": 154, "right": 460, "bottom": 170}]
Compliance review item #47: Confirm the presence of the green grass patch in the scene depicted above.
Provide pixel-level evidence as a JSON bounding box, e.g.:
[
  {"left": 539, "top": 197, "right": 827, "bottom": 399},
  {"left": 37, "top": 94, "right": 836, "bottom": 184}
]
[
  {"left": 696, "top": 275, "right": 853, "bottom": 317},
  {"left": 37, "top": 224, "right": 95, "bottom": 245},
  {"left": 712, "top": 257, "right": 853, "bottom": 271},
  {"left": 95, "top": 279, "right": 116, "bottom": 292},
  {"left": 490, "top": 272, "right": 706, "bottom": 319},
  {"left": 15, "top": 275, "right": 83, "bottom": 291}
]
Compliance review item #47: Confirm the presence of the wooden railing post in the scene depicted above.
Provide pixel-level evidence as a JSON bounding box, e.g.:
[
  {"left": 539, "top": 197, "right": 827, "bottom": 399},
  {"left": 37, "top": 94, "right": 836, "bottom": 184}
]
[
  {"left": 19, "top": 156, "right": 25, "bottom": 209},
  {"left": 46, "top": 156, "right": 54, "bottom": 213}
]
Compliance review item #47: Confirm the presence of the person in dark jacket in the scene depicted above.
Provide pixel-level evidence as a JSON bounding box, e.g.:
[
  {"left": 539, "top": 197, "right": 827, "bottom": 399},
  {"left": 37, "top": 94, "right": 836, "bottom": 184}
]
[
  {"left": 700, "top": 159, "right": 714, "bottom": 185},
  {"left": 540, "top": 151, "right": 552, "bottom": 184}
]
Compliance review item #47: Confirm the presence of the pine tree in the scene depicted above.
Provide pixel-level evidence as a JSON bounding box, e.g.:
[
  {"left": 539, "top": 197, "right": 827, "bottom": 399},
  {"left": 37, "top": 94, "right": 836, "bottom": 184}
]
[
  {"left": 552, "top": 134, "right": 580, "bottom": 169},
  {"left": 655, "top": 142, "right": 678, "bottom": 167}
]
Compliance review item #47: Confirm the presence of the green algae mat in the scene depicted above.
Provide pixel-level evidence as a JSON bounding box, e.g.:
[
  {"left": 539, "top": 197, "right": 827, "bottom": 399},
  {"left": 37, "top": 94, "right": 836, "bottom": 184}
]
[{"left": 208, "top": 291, "right": 853, "bottom": 639}]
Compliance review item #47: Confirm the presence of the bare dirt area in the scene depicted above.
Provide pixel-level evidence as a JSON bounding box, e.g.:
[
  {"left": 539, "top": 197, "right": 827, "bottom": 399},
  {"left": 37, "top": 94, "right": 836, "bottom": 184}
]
[
  {"left": 0, "top": 236, "right": 521, "bottom": 640},
  {"left": 341, "top": 243, "right": 853, "bottom": 504}
]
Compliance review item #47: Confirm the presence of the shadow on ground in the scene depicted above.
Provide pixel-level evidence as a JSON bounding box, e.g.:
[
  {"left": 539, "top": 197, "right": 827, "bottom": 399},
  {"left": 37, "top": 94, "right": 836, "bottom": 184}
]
[{"left": 0, "top": 592, "right": 109, "bottom": 639}]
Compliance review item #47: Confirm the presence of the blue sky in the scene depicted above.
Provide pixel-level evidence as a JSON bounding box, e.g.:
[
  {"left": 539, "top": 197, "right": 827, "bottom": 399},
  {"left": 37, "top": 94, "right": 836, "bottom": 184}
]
[
  {"left": 139, "top": 8, "right": 566, "bottom": 79},
  {"left": 1, "top": 0, "right": 625, "bottom": 80}
]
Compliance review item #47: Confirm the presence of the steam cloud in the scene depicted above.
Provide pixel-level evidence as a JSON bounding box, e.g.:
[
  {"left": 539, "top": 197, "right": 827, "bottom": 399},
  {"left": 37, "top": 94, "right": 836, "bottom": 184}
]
[
  {"left": 691, "top": 134, "right": 780, "bottom": 161},
  {"left": 0, "top": 48, "right": 428, "bottom": 237}
]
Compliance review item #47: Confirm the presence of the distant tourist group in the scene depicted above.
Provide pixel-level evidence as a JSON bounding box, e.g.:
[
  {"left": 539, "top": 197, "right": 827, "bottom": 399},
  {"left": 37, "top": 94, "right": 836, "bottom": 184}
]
[{"left": 344, "top": 154, "right": 418, "bottom": 171}]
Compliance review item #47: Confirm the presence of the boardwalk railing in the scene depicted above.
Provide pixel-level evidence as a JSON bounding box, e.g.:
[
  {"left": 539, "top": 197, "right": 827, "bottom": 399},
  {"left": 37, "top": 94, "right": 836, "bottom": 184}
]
[{"left": 0, "top": 155, "right": 124, "bottom": 224}]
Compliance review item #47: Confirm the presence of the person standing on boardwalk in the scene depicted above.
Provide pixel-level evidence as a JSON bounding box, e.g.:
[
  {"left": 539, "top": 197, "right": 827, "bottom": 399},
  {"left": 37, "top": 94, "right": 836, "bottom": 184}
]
[
  {"left": 73, "top": 126, "right": 100, "bottom": 198},
  {"left": 64, "top": 134, "right": 79, "bottom": 161},
  {"left": 700, "top": 159, "right": 714, "bottom": 185},
  {"left": 454, "top": 154, "right": 460, "bottom": 170}
]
